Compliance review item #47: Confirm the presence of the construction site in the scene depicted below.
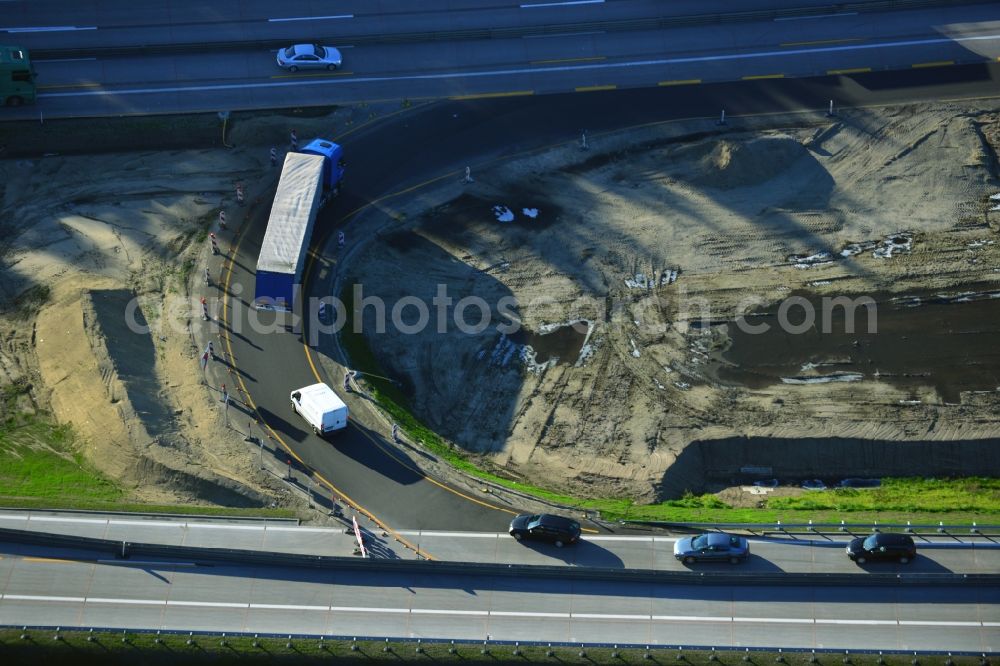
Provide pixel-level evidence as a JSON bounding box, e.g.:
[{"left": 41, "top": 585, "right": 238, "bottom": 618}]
[{"left": 1, "top": 100, "right": 999, "bottom": 506}]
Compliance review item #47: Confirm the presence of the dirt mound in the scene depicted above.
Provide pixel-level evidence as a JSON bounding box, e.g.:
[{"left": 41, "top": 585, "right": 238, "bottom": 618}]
[
  {"left": 680, "top": 135, "right": 810, "bottom": 189},
  {"left": 348, "top": 103, "right": 1000, "bottom": 501},
  {"left": 35, "top": 273, "right": 271, "bottom": 507}
]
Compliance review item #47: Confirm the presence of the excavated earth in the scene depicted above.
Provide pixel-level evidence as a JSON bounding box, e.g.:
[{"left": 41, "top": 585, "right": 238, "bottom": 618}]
[{"left": 350, "top": 102, "right": 1000, "bottom": 501}]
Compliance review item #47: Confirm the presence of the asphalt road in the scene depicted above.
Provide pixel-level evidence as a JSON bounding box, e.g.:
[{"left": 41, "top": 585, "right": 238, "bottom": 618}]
[
  {"left": 2, "top": 510, "right": 998, "bottom": 575},
  {"left": 216, "top": 62, "right": 1000, "bottom": 535},
  {"left": 0, "top": 542, "right": 995, "bottom": 651},
  {"left": 1, "top": 2, "right": 998, "bottom": 116}
]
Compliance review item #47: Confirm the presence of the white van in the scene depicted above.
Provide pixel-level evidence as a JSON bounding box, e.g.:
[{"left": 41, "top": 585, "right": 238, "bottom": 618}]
[{"left": 290, "top": 383, "right": 348, "bottom": 435}]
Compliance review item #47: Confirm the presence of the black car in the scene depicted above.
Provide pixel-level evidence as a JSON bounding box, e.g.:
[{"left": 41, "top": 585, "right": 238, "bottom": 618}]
[
  {"left": 846, "top": 532, "right": 916, "bottom": 564},
  {"left": 509, "top": 513, "right": 581, "bottom": 547}
]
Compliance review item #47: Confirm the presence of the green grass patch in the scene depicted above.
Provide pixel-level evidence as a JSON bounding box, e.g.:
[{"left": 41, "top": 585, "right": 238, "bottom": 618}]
[
  {"left": 769, "top": 477, "right": 1000, "bottom": 514},
  {"left": 0, "top": 629, "right": 978, "bottom": 665},
  {"left": 0, "top": 393, "right": 295, "bottom": 519},
  {"left": 0, "top": 419, "right": 122, "bottom": 504}
]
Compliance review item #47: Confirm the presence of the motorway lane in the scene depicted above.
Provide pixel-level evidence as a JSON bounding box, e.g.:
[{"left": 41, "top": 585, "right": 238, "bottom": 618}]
[
  {"left": 9, "top": 5, "right": 1000, "bottom": 116},
  {"left": 3, "top": 0, "right": 933, "bottom": 52},
  {"left": 3, "top": 510, "right": 998, "bottom": 574},
  {"left": 0, "top": 545, "right": 995, "bottom": 650},
  {"left": 223, "top": 67, "right": 1000, "bottom": 535}
]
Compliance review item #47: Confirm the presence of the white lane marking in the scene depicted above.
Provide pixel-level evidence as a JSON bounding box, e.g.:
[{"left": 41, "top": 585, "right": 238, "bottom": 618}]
[
  {"left": 86, "top": 597, "right": 166, "bottom": 605},
  {"left": 815, "top": 618, "right": 897, "bottom": 626},
  {"left": 166, "top": 600, "right": 249, "bottom": 608},
  {"left": 268, "top": 14, "right": 353, "bottom": 22},
  {"left": 186, "top": 524, "right": 264, "bottom": 531},
  {"left": 521, "top": 0, "right": 604, "bottom": 7},
  {"left": 250, "top": 603, "right": 330, "bottom": 611},
  {"left": 523, "top": 30, "right": 605, "bottom": 39},
  {"left": 1, "top": 26, "right": 97, "bottom": 33},
  {"left": 898, "top": 620, "right": 984, "bottom": 627},
  {"left": 775, "top": 12, "right": 858, "bottom": 21},
  {"left": 652, "top": 614, "right": 733, "bottom": 622},
  {"left": 396, "top": 531, "right": 500, "bottom": 538},
  {"left": 395, "top": 531, "right": 667, "bottom": 541},
  {"left": 0, "top": 594, "right": 989, "bottom": 628},
  {"left": 734, "top": 616, "right": 814, "bottom": 624},
  {"left": 28, "top": 516, "right": 107, "bottom": 524},
  {"left": 3, "top": 594, "right": 87, "bottom": 603},
  {"left": 0, "top": 515, "right": 27, "bottom": 520},
  {"left": 411, "top": 608, "right": 490, "bottom": 616},
  {"left": 263, "top": 526, "right": 338, "bottom": 533},
  {"left": 39, "top": 32, "right": 1000, "bottom": 101},
  {"left": 330, "top": 605, "right": 410, "bottom": 614}
]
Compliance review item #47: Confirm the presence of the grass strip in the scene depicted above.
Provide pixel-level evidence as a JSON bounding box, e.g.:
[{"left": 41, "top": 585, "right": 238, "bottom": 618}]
[
  {"left": 0, "top": 629, "right": 982, "bottom": 665},
  {"left": 0, "top": 408, "right": 294, "bottom": 520}
]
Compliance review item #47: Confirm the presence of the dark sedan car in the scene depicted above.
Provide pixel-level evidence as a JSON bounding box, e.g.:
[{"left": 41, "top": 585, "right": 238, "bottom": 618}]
[
  {"left": 846, "top": 532, "right": 916, "bottom": 564},
  {"left": 674, "top": 532, "right": 750, "bottom": 564},
  {"left": 509, "top": 513, "right": 581, "bottom": 548}
]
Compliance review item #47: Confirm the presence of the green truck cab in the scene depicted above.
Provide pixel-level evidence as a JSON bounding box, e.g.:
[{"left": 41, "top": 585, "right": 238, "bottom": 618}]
[{"left": 1, "top": 46, "right": 37, "bottom": 106}]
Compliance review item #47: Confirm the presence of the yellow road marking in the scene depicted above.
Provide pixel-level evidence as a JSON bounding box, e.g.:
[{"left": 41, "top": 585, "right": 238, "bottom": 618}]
[
  {"left": 270, "top": 71, "right": 353, "bottom": 79},
  {"left": 297, "top": 261, "right": 518, "bottom": 517},
  {"left": 532, "top": 56, "right": 605, "bottom": 65},
  {"left": 450, "top": 90, "right": 534, "bottom": 101},
  {"left": 912, "top": 60, "right": 953, "bottom": 69},
  {"left": 219, "top": 198, "right": 432, "bottom": 560},
  {"left": 658, "top": 79, "right": 701, "bottom": 86},
  {"left": 226, "top": 88, "right": 1000, "bottom": 547},
  {"left": 23, "top": 557, "right": 79, "bottom": 564},
  {"left": 742, "top": 73, "right": 785, "bottom": 80},
  {"left": 37, "top": 82, "right": 101, "bottom": 90},
  {"left": 781, "top": 37, "right": 863, "bottom": 47},
  {"left": 827, "top": 67, "right": 871, "bottom": 75},
  {"left": 575, "top": 84, "right": 616, "bottom": 92}
]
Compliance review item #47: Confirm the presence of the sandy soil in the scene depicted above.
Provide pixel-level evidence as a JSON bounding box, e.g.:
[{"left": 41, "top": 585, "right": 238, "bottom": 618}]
[
  {"left": 349, "top": 102, "right": 1000, "bottom": 501},
  {"left": 3, "top": 99, "right": 998, "bottom": 508},
  {"left": 0, "top": 107, "right": 377, "bottom": 507}
]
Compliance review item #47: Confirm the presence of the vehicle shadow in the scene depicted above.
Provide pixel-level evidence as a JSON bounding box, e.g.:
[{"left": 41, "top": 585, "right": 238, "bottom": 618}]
[
  {"left": 256, "top": 405, "right": 308, "bottom": 443},
  {"left": 852, "top": 555, "right": 952, "bottom": 574},
  {"left": 676, "top": 554, "right": 784, "bottom": 573},
  {"left": 516, "top": 538, "right": 625, "bottom": 568},
  {"left": 328, "top": 421, "right": 425, "bottom": 488}
]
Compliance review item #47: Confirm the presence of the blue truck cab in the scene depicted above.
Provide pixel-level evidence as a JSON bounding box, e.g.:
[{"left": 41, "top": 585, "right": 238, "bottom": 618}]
[{"left": 300, "top": 138, "right": 345, "bottom": 198}]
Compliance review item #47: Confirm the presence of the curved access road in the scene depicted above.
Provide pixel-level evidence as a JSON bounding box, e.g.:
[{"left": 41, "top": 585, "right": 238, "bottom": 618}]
[{"left": 217, "top": 65, "right": 1000, "bottom": 534}]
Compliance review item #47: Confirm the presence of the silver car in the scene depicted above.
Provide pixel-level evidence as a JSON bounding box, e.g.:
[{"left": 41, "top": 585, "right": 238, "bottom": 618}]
[
  {"left": 673, "top": 532, "right": 750, "bottom": 564},
  {"left": 276, "top": 44, "right": 342, "bottom": 72}
]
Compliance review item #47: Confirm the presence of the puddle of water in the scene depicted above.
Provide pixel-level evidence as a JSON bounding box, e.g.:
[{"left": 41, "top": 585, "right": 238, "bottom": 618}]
[
  {"left": 715, "top": 288, "right": 1000, "bottom": 403},
  {"left": 511, "top": 321, "right": 589, "bottom": 365}
]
